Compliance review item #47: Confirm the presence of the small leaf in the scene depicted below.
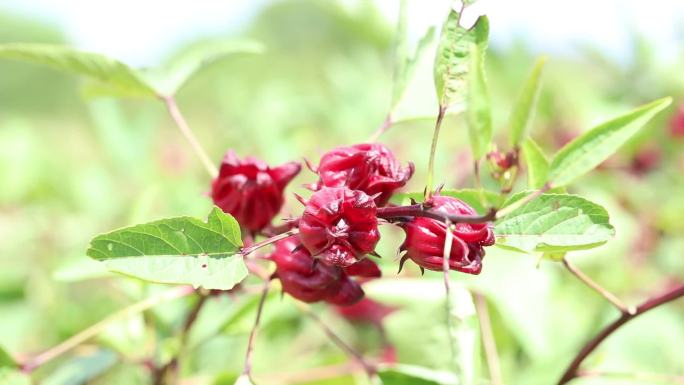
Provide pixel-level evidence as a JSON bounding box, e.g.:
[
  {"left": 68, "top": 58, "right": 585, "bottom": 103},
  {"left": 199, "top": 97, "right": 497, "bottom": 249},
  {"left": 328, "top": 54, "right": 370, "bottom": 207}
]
[
  {"left": 521, "top": 138, "right": 549, "bottom": 189},
  {"left": 392, "top": 23, "right": 436, "bottom": 108},
  {"left": 494, "top": 193, "right": 615, "bottom": 254},
  {"left": 0, "top": 43, "right": 156, "bottom": 98},
  {"left": 0, "top": 346, "right": 16, "bottom": 368},
  {"left": 141, "top": 39, "right": 263, "bottom": 96},
  {"left": 433, "top": 7, "right": 489, "bottom": 108},
  {"left": 547, "top": 97, "right": 672, "bottom": 187},
  {"left": 466, "top": 42, "right": 491, "bottom": 160},
  {"left": 0, "top": 368, "right": 30, "bottom": 385},
  {"left": 509, "top": 56, "right": 547, "bottom": 147},
  {"left": 87, "top": 207, "right": 246, "bottom": 290}
]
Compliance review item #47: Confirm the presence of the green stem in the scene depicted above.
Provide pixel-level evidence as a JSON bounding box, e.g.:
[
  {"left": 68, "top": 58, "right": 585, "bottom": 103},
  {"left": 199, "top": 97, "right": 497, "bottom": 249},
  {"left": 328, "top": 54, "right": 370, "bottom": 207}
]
[
  {"left": 241, "top": 280, "right": 271, "bottom": 380},
  {"left": 162, "top": 95, "right": 219, "bottom": 179},
  {"left": 425, "top": 104, "right": 448, "bottom": 200}
]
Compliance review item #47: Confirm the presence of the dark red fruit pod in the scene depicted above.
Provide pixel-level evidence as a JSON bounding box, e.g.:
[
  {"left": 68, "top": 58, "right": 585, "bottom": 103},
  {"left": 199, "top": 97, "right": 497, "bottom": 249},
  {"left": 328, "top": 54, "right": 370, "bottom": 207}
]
[
  {"left": 325, "top": 276, "right": 364, "bottom": 306},
  {"left": 309, "top": 143, "right": 414, "bottom": 206},
  {"left": 270, "top": 237, "right": 342, "bottom": 303},
  {"left": 299, "top": 187, "right": 380, "bottom": 267},
  {"left": 211, "top": 151, "right": 300, "bottom": 232},
  {"left": 400, "top": 195, "right": 494, "bottom": 274}
]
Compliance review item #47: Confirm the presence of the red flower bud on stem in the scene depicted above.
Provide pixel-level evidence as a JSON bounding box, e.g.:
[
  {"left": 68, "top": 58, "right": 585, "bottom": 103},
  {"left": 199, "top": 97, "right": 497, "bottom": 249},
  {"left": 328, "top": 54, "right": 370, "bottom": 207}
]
[
  {"left": 399, "top": 196, "right": 494, "bottom": 274},
  {"left": 270, "top": 236, "right": 369, "bottom": 306},
  {"left": 211, "top": 151, "right": 300, "bottom": 232},
  {"left": 299, "top": 187, "right": 380, "bottom": 267},
  {"left": 309, "top": 143, "right": 413, "bottom": 206}
]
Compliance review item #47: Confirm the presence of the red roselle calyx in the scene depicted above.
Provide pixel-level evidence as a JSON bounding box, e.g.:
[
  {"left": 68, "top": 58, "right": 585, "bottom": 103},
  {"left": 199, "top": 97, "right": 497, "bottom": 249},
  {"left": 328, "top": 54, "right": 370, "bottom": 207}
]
[
  {"left": 486, "top": 148, "right": 518, "bottom": 174},
  {"left": 399, "top": 195, "right": 495, "bottom": 274},
  {"left": 298, "top": 187, "right": 381, "bottom": 267},
  {"left": 211, "top": 151, "right": 300, "bottom": 232},
  {"left": 308, "top": 143, "right": 414, "bottom": 206},
  {"left": 270, "top": 236, "right": 379, "bottom": 306}
]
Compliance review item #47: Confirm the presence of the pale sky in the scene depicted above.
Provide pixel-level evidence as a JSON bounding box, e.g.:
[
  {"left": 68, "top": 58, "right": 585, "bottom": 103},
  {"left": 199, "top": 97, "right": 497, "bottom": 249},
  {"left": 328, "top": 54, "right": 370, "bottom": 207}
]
[{"left": 2, "top": 0, "right": 682, "bottom": 67}]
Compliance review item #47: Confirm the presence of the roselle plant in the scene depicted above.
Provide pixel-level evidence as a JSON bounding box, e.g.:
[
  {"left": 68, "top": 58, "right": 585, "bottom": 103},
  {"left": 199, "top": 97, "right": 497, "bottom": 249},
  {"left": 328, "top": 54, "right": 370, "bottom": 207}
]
[{"left": 1, "top": 1, "right": 682, "bottom": 385}]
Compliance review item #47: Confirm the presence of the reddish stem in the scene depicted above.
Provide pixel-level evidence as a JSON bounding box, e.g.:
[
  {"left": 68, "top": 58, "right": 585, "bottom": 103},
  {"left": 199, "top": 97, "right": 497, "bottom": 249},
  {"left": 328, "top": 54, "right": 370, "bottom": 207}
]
[
  {"left": 557, "top": 284, "right": 684, "bottom": 385},
  {"left": 377, "top": 204, "right": 497, "bottom": 224}
]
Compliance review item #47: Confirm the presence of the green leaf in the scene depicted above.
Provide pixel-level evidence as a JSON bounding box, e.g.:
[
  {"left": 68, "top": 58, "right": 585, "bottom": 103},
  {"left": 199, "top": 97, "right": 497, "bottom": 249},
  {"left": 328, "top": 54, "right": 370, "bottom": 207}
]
[
  {"left": 509, "top": 56, "right": 547, "bottom": 147},
  {"left": 522, "top": 138, "right": 549, "bottom": 189},
  {"left": 392, "top": 24, "right": 436, "bottom": 108},
  {"left": 0, "top": 368, "right": 30, "bottom": 385},
  {"left": 368, "top": 280, "right": 479, "bottom": 381},
  {"left": 0, "top": 346, "right": 16, "bottom": 368},
  {"left": 395, "top": 189, "right": 503, "bottom": 214},
  {"left": 547, "top": 97, "right": 672, "bottom": 187},
  {"left": 87, "top": 207, "right": 246, "bottom": 290},
  {"left": 445, "top": 287, "right": 480, "bottom": 385},
  {"left": 494, "top": 193, "right": 615, "bottom": 254},
  {"left": 377, "top": 365, "right": 452, "bottom": 385},
  {"left": 140, "top": 39, "right": 263, "bottom": 96},
  {"left": 433, "top": 7, "right": 489, "bottom": 107},
  {"left": 466, "top": 42, "right": 491, "bottom": 160},
  {"left": 0, "top": 43, "right": 156, "bottom": 98}
]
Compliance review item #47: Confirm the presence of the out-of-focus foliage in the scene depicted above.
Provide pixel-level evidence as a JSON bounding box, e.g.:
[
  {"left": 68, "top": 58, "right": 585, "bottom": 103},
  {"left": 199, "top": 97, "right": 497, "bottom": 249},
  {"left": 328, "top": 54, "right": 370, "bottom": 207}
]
[{"left": 1, "top": 1, "right": 684, "bottom": 385}]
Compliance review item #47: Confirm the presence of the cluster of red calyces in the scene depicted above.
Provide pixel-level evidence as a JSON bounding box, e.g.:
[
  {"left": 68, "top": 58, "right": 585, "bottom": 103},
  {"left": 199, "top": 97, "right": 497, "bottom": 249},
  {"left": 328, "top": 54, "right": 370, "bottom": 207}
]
[
  {"left": 210, "top": 143, "right": 494, "bottom": 306},
  {"left": 399, "top": 195, "right": 494, "bottom": 274}
]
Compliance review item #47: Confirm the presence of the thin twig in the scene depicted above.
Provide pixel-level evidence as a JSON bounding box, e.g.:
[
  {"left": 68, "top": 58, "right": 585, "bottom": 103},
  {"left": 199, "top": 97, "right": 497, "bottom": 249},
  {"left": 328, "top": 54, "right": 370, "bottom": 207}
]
[
  {"left": 474, "top": 293, "right": 503, "bottom": 385},
  {"left": 562, "top": 257, "right": 632, "bottom": 314},
  {"left": 377, "top": 204, "right": 496, "bottom": 224},
  {"left": 442, "top": 221, "right": 459, "bottom": 370},
  {"left": 294, "top": 302, "right": 377, "bottom": 380},
  {"left": 241, "top": 280, "right": 271, "bottom": 380},
  {"left": 557, "top": 283, "right": 684, "bottom": 385},
  {"left": 368, "top": 113, "right": 393, "bottom": 142},
  {"left": 21, "top": 285, "right": 195, "bottom": 373},
  {"left": 241, "top": 229, "right": 299, "bottom": 256},
  {"left": 162, "top": 95, "right": 218, "bottom": 179},
  {"left": 152, "top": 291, "right": 210, "bottom": 385}
]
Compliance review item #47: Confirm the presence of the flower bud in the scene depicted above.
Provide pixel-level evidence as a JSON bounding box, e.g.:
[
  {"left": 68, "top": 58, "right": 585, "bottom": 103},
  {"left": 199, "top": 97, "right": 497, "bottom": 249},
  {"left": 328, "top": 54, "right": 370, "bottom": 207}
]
[
  {"left": 326, "top": 275, "right": 364, "bottom": 306},
  {"left": 299, "top": 187, "right": 380, "bottom": 267},
  {"left": 271, "top": 237, "right": 341, "bottom": 303},
  {"left": 270, "top": 236, "right": 365, "bottom": 306},
  {"left": 399, "top": 196, "right": 494, "bottom": 274},
  {"left": 211, "top": 151, "right": 300, "bottom": 232},
  {"left": 310, "top": 143, "right": 413, "bottom": 206}
]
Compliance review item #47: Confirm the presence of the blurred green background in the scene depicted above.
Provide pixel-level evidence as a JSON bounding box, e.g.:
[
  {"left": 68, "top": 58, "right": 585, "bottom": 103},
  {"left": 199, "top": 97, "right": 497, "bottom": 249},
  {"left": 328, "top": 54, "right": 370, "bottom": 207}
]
[{"left": 1, "top": 1, "right": 683, "bottom": 384}]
